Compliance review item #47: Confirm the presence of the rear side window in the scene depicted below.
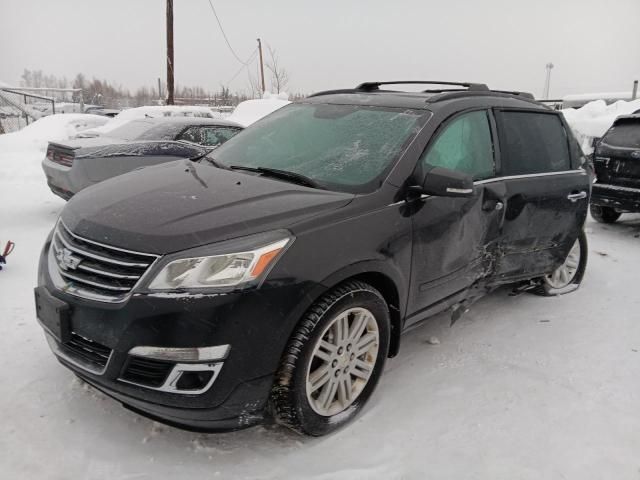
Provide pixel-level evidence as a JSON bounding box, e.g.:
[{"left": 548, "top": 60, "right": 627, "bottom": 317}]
[
  {"left": 179, "top": 126, "right": 241, "bottom": 146},
  {"left": 496, "top": 111, "right": 571, "bottom": 175},
  {"left": 601, "top": 120, "right": 640, "bottom": 148},
  {"left": 421, "top": 110, "right": 495, "bottom": 180}
]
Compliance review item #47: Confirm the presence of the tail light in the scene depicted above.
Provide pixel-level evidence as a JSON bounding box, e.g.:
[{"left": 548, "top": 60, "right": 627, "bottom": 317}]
[{"left": 46, "top": 145, "right": 75, "bottom": 167}]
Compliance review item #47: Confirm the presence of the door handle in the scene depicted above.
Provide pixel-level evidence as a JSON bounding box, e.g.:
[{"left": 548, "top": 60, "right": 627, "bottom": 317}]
[{"left": 567, "top": 191, "right": 587, "bottom": 202}]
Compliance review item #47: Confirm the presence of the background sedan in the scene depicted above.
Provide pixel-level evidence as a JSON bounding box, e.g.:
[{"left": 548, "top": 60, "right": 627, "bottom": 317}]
[{"left": 42, "top": 116, "right": 242, "bottom": 200}]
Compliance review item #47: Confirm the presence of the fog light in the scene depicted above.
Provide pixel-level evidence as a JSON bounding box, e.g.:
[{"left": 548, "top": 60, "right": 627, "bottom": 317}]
[{"left": 175, "top": 370, "right": 214, "bottom": 391}]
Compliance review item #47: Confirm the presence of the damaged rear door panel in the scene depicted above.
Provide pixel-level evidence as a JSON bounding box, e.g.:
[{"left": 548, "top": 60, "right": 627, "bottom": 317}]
[{"left": 491, "top": 109, "right": 590, "bottom": 281}]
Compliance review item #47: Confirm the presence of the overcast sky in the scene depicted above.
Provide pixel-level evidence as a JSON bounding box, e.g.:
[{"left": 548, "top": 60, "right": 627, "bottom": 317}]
[{"left": 1, "top": 0, "right": 639, "bottom": 98}]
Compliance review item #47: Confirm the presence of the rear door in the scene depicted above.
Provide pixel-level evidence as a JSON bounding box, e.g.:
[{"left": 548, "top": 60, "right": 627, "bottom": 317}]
[{"left": 491, "top": 109, "right": 590, "bottom": 281}]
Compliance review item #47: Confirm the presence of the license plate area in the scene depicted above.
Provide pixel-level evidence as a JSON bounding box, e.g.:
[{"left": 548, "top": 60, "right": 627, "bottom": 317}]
[{"left": 34, "top": 286, "right": 71, "bottom": 343}]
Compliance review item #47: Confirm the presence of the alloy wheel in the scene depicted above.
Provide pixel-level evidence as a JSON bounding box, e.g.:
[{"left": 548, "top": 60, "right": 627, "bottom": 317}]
[
  {"left": 545, "top": 239, "right": 581, "bottom": 289},
  {"left": 305, "top": 307, "right": 379, "bottom": 416}
]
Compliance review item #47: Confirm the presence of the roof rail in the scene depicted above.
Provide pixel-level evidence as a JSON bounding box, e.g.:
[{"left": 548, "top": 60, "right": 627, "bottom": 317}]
[{"left": 356, "top": 81, "right": 490, "bottom": 92}]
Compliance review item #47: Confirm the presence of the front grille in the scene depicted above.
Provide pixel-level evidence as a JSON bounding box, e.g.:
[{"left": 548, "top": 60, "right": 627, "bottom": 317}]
[
  {"left": 121, "top": 356, "right": 174, "bottom": 388},
  {"left": 50, "top": 221, "right": 158, "bottom": 302},
  {"left": 60, "top": 332, "right": 112, "bottom": 370}
]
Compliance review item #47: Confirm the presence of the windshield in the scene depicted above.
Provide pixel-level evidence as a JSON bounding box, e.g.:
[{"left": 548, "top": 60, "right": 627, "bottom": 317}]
[
  {"left": 103, "top": 119, "right": 157, "bottom": 140},
  {"left": 208, "top": 103, "right": 426, "bottom": 192}
]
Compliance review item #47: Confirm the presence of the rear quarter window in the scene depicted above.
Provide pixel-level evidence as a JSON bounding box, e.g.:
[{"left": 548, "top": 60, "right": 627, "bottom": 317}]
[{"left": 496, "top": 111, "right": 571, "bottom": 175}]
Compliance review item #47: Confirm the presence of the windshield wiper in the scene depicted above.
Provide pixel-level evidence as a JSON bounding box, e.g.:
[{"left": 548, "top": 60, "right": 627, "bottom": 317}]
[
  {"left": 229, "top": 165, "right": 325, "bottom": 189},
  {"left": 201, "top": 156, "right": 230, "bottom": 170}
]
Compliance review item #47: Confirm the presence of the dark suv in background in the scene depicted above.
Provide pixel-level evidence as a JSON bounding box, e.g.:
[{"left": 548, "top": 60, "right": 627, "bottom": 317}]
[
  {"left": 591, "top": 114, "right": 640, "bottom": 223},
  {"left": 35, "top": 81, "right": 590, "bottom": 436}
]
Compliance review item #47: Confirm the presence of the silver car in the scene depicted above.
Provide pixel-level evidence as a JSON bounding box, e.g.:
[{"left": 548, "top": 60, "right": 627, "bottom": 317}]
[{"left": 42, "top": 116, "right": 242, "bottom": 200}]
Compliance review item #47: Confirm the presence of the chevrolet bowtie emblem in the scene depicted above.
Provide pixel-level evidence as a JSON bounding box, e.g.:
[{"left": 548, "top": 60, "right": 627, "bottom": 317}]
[{"left": 56, "top": 247, "right": 82, "bottom": 270}]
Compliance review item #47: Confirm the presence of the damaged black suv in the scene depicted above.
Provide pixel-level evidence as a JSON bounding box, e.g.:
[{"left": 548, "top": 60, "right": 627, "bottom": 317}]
[{"left": 35, "top": 81, "right": 590, "bottom": 436}]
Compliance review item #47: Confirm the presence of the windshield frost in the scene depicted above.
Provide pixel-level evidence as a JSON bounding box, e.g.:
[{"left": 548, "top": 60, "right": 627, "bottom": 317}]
[{"left": 210, "top": 103, "right": 424, "bottom": 192}]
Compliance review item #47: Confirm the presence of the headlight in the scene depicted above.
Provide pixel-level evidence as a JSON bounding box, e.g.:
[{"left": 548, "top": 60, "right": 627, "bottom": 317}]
[{"left": 148, "top": 237, "right": 291, "bottom": 290}]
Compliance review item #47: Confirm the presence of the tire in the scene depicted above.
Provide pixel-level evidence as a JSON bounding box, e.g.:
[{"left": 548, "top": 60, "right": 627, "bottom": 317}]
[
  {"left": 590, "top": 204, "right": 621, "bottom": 224},
  {"left": 536, "top": 229, "right": 588, "bottom": 296},
  {"left": 270, "top": 280, "right": 390, "bottom": 436}
]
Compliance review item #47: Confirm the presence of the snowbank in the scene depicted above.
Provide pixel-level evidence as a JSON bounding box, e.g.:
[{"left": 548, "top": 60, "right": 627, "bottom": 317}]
[
  {"left": 227, "top": 93, "right": 291, "bottom": 127},
  {"left": 0, "top": 114, "right": 108, "bottom": 153},
  {"left": 0, "top": 113, "right": 107, "bottom": 180},
  {"left": 562, "top": 99, "right": 640, "bottom": 154}
]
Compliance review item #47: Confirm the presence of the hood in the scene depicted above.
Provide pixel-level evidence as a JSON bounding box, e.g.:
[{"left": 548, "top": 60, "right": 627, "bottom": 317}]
[{"left": 61, "top": 160, "right": 353, "bottom": 254}]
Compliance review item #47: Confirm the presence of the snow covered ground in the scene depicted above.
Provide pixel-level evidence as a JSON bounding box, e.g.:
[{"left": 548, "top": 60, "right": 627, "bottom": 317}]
[{"left": 1, "top": 119, "right": 640, "bottom": 479}]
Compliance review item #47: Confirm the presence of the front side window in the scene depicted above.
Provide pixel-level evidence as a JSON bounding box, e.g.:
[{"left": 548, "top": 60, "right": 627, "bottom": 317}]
[
  {"left": 496, "top": 111, "right": 571, "bottom": 175},
  {"left": 209, "top": 103, "right": 427, "bottom": 193},
  {"left": 420, "top": 110, "right": 495, "bottom": 180}
]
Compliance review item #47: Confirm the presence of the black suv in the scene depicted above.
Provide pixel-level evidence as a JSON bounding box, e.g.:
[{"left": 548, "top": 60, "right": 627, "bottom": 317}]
[
  {"left": 591, "top": 114, "right": 640, "bottom": 223},
  {"left": 35, "top": 81, "right": 590, "bottom": 436}
]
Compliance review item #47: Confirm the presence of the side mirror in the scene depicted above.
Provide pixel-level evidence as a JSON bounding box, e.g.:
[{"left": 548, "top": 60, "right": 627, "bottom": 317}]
[{"left": 420, "top": 166, "right": 474, "bottom": 197}]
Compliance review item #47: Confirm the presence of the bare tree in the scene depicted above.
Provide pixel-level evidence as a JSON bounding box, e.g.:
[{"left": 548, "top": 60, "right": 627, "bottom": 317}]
[
  {"left": 265, "top": 45, "right": 289, "bottom": 94},
  {"left": 246, "top": 71, "right": 261, "bottom": 99}
]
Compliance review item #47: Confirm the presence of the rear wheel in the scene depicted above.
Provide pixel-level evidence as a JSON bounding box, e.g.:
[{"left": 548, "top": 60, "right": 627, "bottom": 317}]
[
  {"left": 590, "top": 204, "right": 621, "bottom": 223},
  {"left": 270, "top": 280, "right": 390, "bottom": 436},
  {"left": 536, "top": 229, "right": 588, "bottom": 296}
]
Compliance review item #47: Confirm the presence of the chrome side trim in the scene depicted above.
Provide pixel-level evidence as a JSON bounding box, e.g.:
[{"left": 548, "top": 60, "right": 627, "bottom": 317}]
[
  {"left": 44, "top": 332, "right": 112, "bottom": 376},
  {"left": 386, "top": 170, "right": 586, "bottom": 207},
  {"left": 474, "top": 170, "right": 587, "bottom": 185},
  {"left": 128, "top": 344, "right": 230, "bottom": 362},
  {"left": 119, "top": 362, "right": 224, "bottom": 395}
]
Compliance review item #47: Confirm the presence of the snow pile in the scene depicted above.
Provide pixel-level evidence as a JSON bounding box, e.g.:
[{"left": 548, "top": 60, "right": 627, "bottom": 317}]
[
  {"left": 0, "top": 113, "right": 107, "bottom": 180},
  {"left": 227, "top": 93, "right": 291, "bottom": 127},
  {"left": 85, "top": 105, "right": 216, "bottom": 136},
  {"left": 0, "top": 114, "right": 108, "bottom": 153},
  {"left": 562, "top": 99, "right": 640, "bottom": 154}
]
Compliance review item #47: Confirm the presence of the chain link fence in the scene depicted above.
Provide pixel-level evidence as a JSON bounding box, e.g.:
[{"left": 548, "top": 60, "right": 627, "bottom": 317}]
[{"left": 0, "top": 87, "right": 82, "bottom": 134}]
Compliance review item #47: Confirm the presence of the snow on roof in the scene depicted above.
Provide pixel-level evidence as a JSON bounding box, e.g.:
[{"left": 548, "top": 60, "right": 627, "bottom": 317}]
[
  {"left": 562, "top": 92, "right": 635, "bottom": 102},
  {"left": 87, "top": 105, "right": 218, "bottom": 136},
  {"left": 227, "top": 93, "right": 291, "bottom": 127}
]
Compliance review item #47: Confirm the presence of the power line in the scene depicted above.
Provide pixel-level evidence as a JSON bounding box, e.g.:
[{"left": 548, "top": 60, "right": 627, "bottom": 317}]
[
  {"left": 224, "top": 48, "right": 258, "bottom": 87},
  {"left": 206, "top": 0, "right": 251, "bottom": 66}
]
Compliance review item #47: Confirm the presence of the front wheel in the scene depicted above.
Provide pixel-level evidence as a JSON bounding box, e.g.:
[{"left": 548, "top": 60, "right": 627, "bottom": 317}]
[
  {"left": 270, "top": 280, "right": 390, "bottom": 436},
  {"left": 590, "top": 204, "right": 621, "bottom": 223},
  {"left": 536, "top": 229, "right": 588, "bottom": 296}
]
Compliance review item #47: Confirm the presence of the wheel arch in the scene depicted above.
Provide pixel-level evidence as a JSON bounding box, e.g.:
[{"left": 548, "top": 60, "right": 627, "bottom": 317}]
[{"left": 316, "top": 261, "right": 407, "bottom": 358}]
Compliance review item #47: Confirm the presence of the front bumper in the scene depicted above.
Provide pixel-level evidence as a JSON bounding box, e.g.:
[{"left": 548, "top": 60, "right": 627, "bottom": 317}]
[
  {"left": 36, "top": 239, "right": 317, "bottom": 431},
  {"left": 591, "top": 183, "right": 640, "bottom": 212}
]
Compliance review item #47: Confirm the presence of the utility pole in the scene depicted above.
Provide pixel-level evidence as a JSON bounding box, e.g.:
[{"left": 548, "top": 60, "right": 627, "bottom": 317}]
[
  {"left": 166, "top": 0, "right": 174, "bottom": 105},
  {"left": 257, "top": 38, "right": 266, "bottom": 96},
  {"left": 543, "top": 62, "right": 554, "bottom": 100}
]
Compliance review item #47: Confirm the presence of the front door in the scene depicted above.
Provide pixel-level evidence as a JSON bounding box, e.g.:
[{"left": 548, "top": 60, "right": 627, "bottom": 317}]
[{"left": 406, "top": 109, "right": 504, "bottom": 323}]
